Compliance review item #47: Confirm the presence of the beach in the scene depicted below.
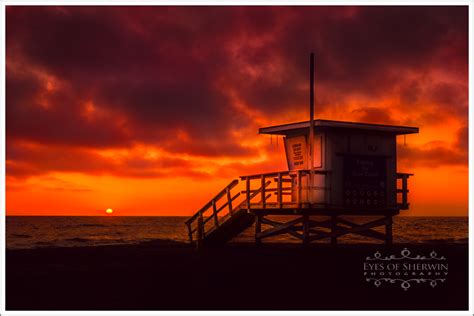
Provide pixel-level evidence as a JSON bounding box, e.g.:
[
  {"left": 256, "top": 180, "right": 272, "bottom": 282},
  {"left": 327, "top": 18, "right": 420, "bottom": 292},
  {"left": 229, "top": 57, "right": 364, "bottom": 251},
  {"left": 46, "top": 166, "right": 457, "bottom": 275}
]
[{"left": 6, "top": 240, "right": 468, "bottom": 310}]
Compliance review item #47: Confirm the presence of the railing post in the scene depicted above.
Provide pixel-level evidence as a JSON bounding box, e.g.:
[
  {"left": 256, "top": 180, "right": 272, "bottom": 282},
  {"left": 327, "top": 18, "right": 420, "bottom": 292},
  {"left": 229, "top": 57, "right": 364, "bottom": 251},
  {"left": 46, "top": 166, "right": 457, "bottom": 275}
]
[
  {"left": 331, "top": 216, "right": 337, "bottom": 246},
  {"left": 261, "top": 174, "right": 266, "bottom": 209},
  {"left": 186, "top": 222, "right": 193, "bottom": 243},
  {"left": 303, "top": 214, "right": 310, "bottom": 246},
  {"left": 226, "top": 187, "right": 233, "bottom": 215},
  {"left": 212, "top": 199, "right": 219, "bottom": 227},
  {"left": 385, "top": 215, "right": 393, "bottom": 249},
  {"left": 290, "top": 174, "right": 295, "bottom": 202},
  {"left": 402, "top": 175, "right": 408, "bottom": 207},
  {"left": 255, "top": 214, "right": 262, "bottom": 246},
  {"left": 277, "top": 173, "right": 283, "bottom": 208},
  {"left": 246, "top": 177, "right": 251, "bottom": 209},
  {"left": 197, "top": 213, "right": 204, "bottom": 249},
  {"left": 325, "top": 171, "right": 330, "bottom": 207},
  {"left": 297, "top": 170, "right": 302, "bottom": 208}
]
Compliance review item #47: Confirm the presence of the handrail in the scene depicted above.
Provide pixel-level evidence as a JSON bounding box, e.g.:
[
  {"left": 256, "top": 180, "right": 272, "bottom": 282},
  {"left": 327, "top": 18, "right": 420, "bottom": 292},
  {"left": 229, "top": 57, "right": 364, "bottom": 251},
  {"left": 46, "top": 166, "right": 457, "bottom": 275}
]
[
  {"left": 187, "top": 170, "right": 331, "bottom": 226},
  {"left": 240, "top": 171, "right": 291, "bottom": 180},
  {"left": 185, "top": 178, "right": 272, "bottom": 244},
  {"left": 201, "top": 192, "right": 241, "bottom": 226},
  {"left": 239, "top": 169, "right": 330, "bottom": 180},
  {"left": 241, "top": 187, "right": 292, "bottom": 194},
  {"left": 396, "top": 172, "right": 413, "bottom": 209},
  {"left": 185, "top": 179, "right": 239, "bottom": 224},
  {"left": 189, "top": 191, "right": 242, "bottom": 235},
  {"left": 397, "top": 172, "right": 414, "bottom": 177},
  {"left": 236, "top": 180, "right": 271, "bottom": 210}
]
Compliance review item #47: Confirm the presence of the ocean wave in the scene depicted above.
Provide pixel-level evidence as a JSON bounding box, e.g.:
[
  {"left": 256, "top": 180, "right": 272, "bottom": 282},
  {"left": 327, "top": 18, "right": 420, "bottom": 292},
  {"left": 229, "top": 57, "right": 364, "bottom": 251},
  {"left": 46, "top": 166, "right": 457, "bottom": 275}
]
[
  {"left": 423, "top": 238, "right": 468, "bottom": 244},
  {"left": 7, "top": 216, "right": 467, "bottom": 250},
  {"left": 61, "top": 223, "right": 138, "bottom": 228},
  {"left": 65, "top": 237, "right": 90, "bottom": 243},
  {"left": 34, "top": 241, "right": 56, "bottom": 247},
  {"left": 65, "top": 237, "right": 128, "bottom": 244},
  {"left": 55, "top": 224, "right": 109, "bottom": 229},
  {"left": 11, "top": 234, "right": 32, "bottom": 238}
]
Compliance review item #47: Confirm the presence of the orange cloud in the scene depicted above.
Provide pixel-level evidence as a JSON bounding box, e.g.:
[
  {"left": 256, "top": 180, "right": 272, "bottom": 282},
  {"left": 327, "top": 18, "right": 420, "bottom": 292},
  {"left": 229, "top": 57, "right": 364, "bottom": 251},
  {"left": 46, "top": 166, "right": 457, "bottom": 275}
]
[{"left": 6, "top": 6, "right": 468, "bottom": 216}]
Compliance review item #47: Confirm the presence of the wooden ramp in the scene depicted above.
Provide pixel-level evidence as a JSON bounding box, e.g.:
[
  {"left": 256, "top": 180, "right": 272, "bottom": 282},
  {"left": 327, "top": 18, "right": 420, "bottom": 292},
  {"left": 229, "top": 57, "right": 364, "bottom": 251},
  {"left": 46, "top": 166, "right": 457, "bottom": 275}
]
[
  {"left": 185, "top": 176, "right": 272, "bottom": 247},
  {"left": 200, "top": 208, "right": 255, "bottom": 246}
]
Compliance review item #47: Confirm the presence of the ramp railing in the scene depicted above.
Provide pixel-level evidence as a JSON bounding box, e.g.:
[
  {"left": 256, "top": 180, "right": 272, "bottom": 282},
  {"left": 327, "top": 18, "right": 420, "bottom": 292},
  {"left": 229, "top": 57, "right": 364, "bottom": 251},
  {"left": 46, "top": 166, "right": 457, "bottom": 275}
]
[
  {"left": 396, "top": 172, "right": 413, "bottom": 210},
  {"left": 185, "top": 169, "right": 330, "bottom": 244},
  {"left": 185, "top": 179, "right": 240, "bottom": 243}
]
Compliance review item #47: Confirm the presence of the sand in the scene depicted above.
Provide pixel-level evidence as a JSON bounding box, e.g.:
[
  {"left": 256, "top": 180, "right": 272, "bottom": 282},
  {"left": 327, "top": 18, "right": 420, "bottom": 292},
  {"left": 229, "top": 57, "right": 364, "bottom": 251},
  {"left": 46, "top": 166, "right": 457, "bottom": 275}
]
[{"left": 6, "top": 240, "right": 468, "bottom": 310}]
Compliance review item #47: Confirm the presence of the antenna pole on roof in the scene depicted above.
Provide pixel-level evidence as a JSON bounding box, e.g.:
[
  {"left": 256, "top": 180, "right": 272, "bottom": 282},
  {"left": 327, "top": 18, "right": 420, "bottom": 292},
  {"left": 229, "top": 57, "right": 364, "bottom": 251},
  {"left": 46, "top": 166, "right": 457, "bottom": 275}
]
[{"left": 309, "top": 52, "right": 315, "bottom": 204}]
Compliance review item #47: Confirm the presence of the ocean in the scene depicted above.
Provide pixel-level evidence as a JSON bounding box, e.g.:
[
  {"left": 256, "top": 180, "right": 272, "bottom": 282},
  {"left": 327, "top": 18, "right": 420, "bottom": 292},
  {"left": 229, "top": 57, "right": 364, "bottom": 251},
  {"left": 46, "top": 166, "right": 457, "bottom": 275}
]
[{"left": 6, "top": 216, "right": 468, "bottom": 250}]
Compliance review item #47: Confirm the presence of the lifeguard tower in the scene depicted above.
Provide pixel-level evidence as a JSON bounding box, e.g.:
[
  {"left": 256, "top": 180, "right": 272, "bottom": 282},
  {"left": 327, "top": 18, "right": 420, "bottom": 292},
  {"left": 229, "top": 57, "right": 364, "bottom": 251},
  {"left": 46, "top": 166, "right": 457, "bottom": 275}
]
[{"left": 185, "top": 54, "right": 419, "bottom": 247}]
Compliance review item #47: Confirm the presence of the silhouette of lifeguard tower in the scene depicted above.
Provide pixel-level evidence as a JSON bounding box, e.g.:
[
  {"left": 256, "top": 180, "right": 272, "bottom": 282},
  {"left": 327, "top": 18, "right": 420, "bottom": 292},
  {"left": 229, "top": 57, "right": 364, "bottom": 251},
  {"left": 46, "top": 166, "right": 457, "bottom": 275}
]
[{"left": 185, "top": 54, "right": 419, "bottom": 247}]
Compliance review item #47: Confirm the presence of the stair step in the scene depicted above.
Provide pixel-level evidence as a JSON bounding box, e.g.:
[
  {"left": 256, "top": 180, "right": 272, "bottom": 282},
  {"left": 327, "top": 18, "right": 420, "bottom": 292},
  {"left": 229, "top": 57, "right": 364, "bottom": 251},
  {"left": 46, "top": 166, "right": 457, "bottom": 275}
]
[{"left": 202, "top": 209, "right": 255, "bottom": 246}]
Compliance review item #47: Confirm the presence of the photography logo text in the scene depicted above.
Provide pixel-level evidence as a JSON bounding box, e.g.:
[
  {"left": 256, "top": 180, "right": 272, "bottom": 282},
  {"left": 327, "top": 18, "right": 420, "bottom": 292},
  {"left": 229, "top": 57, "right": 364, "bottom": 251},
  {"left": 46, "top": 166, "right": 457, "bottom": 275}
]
[{"left": 363, "top": 248, "right": 448, "bottom": 290}]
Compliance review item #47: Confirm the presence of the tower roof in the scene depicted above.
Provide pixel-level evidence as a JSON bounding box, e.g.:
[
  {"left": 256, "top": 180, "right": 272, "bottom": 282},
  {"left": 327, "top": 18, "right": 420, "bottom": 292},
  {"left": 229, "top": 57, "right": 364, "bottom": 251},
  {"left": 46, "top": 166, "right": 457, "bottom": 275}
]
[{"left": 259, "top": 119, "right": 419, "bottom": 136}]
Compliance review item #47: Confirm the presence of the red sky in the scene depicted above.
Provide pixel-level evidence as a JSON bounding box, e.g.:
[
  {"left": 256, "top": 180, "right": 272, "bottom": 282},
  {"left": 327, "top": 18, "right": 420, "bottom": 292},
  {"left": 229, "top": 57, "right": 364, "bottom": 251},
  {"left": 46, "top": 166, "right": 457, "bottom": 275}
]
[{"left": 6, "top": 6, "right": 468, "bottom": 216}]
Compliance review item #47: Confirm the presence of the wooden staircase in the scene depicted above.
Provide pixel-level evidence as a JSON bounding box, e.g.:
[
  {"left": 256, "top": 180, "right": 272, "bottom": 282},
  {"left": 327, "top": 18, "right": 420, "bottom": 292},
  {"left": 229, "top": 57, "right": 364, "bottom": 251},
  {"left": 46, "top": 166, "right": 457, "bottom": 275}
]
[
  {"left": 184, "top": 173, "right": 279, "bottom": 247},
  {"left": 198, "top": 208, "right": 254, "bottom": 246},
  {"left": 184, "top": 170, "right": 329, "bottom": 247}
]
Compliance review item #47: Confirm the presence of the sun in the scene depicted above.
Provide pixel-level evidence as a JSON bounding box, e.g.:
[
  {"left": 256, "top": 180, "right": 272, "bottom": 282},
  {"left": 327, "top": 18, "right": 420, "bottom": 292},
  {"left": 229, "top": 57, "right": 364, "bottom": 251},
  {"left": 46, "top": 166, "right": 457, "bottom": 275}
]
[{"left": 105, "top": 208, "right": 113, "bottom": 215}]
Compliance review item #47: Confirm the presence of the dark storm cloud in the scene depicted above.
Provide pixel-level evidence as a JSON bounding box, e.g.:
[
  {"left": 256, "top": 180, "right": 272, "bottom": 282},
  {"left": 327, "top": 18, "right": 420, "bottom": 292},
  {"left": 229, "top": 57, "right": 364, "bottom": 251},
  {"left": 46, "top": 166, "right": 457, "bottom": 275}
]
[
  {"left": 351, "top": 107, "right": 397, "bottom": 125},
  {"left": 207, "top": 6, "right": 468, "bottom": 117},
  {"left": 6, "top": 6, "right": 468, "bottom": 178},
  {"left": 6, "top": 66, "right": 131, "bottom": 148},
  {"left": 7, "top": 6, "right": 258, "bottom": 152}
]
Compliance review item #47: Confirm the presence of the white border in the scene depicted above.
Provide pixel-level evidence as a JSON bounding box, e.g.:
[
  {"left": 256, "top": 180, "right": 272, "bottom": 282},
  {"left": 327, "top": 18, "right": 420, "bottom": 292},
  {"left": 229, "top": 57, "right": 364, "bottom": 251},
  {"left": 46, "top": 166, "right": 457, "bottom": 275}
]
[
  {"left": 468, "top": 3, "right": 473, "bottom": 316},
  {"left": 0, "top": 0, "right": 472, "bottom": 4},
  {"left": 0, "top": 1, "right": 472, "bottom": 316},
  {"left": 1, "top": 0, "right": 6, "bottom": 314}
]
